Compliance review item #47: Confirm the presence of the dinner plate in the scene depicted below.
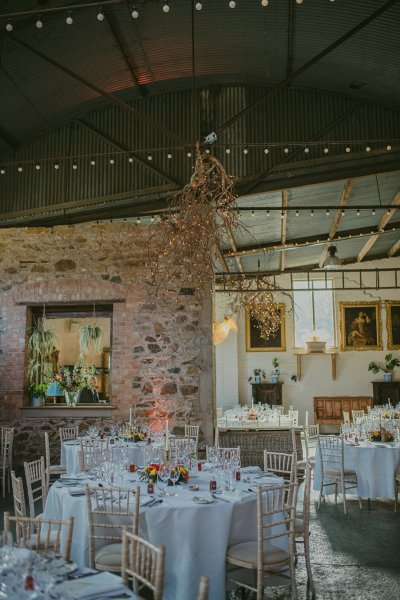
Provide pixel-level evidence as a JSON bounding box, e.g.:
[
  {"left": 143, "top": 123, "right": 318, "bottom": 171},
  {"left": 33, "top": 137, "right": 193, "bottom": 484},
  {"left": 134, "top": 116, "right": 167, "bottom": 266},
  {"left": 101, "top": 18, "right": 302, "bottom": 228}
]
[{"left": 192, "top": 496, "right": 214, "bottom": 504}]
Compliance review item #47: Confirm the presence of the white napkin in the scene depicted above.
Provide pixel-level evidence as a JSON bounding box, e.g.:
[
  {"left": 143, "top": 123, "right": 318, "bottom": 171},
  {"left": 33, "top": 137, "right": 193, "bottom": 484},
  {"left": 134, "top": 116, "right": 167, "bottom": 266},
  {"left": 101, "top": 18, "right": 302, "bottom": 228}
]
[
  {"left": 60, "top": 571, "right": 128, "bottom": 599},
  {"left": 240, "top": 466, "right": 261, "bottom": 474},
  {"left": 219, "top": 490, "right": 249, "bottom": 502}
]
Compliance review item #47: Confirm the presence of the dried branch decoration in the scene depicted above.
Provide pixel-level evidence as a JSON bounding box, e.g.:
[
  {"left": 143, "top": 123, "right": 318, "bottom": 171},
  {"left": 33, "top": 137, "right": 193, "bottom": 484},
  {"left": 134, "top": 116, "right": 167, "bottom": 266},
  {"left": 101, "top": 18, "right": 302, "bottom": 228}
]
[
  {"left": 147, "top": 146, "right": 240, "bottom": 294},
  {"left": 218, "top": 274, "right": 289, "bottom": 340}
]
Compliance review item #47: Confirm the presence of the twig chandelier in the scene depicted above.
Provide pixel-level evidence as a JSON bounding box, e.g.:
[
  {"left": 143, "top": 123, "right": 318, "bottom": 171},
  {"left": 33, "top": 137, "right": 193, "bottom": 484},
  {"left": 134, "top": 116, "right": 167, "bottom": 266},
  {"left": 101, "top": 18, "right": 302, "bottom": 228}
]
[{"left": 147, "top": 145, "right": 241, "bottom": 294}]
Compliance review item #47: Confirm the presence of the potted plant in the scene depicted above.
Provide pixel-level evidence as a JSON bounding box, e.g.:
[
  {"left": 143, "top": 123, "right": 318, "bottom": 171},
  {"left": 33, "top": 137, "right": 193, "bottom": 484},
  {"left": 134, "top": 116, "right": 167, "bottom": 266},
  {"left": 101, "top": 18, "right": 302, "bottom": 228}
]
[
  {"left": 79, "top": 324, "right": 104, "bottom": 356},
  {"left": 27, "top": 322, "right": 57, "bottom": 384},
  {"left": 271, "top": 358, "right": 280, "bottom": 383},
  {"left": 28, "top": 382, "right": 48, "bottom": 407},
  {"left": 368, "top": 353, "right": 400, "bottom": 382},
  {"left": 248, "top": 369, "right": 266, "bottom": 384}
]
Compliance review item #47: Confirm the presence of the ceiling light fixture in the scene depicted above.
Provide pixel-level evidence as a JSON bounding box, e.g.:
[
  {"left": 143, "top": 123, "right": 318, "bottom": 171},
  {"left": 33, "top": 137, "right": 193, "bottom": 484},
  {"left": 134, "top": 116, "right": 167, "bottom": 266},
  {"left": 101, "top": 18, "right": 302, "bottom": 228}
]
[
  {"left": 0, "top": 168, "right": 5, "bottom": 175},
  {"left": 195, "top": 1, "right": 203, "bottom": 9},
  {"left": 229, "top": 0, "right": 236, "bottom": 7},
  {"left": 35, "top": 14, "right": 43, "bottom": 28},
  {"left": 163, "top": 1, "right": 170, "bottom": 13},
  {"left": 97, "top": 7, "right": 105, "bottom": 21},
  {"left": 324, "top": 245, "right": 341, "bottom": 269},
  {"left": 66, "top": 11, "right": 73, "bottom": 25},
  {"left": 5, "top": 18, "right": 13, "bottom": 32},
  {"left": 131, "top": 7, "right": 139, "bottom": 18},
  {"left": 261, "top": 0, "right": 269, "bottom": 5}
]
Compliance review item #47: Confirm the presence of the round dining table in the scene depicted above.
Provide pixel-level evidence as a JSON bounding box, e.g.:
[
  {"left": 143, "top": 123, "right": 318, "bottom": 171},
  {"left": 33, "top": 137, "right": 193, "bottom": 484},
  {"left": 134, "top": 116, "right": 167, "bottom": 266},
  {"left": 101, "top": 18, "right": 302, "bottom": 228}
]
[
  {"left": 313, "top": 440, "right": 400, "bottom": 499},
  {"left": 44, "top": 468, "right": 286, "bottom": 600}
]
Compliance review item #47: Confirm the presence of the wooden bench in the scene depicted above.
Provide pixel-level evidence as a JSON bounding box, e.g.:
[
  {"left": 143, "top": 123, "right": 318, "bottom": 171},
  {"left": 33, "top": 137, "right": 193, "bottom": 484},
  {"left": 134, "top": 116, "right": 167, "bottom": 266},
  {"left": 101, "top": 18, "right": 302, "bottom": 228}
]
[{"left": 314, "top": 396, "right": 372, "bottom": 427}]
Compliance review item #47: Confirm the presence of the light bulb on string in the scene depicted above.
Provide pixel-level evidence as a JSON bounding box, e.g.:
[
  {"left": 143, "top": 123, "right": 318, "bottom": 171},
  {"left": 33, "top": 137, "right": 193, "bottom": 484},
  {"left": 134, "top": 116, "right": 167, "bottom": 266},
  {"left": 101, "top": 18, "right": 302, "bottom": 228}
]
[
  {"left": 345, "top": 146, "right": 351, "bottom": 153},
  {"left": 264, "top": 147, "right": 269, "bottom": 154},
  {"left": 5, "top": 18, "right": 13, "bottom": 32},
  {"left": 90, "top": 158, "right": 96, "bottom": 166},
  {"left": 0, "top": 168, "right": 5, "bottom": 175},
  {"left": 66, "top": 11, "right": 73, "bottom": 25},
  {"left": 54, "top": 162, "right": 59, "bottom": 170},
  {"left": 167, "top": 152, "right": 172, "bottom": 159},
  {"left": 304, "top": 147, "right": 310, "bottom": 154},
  {"left": 195, "top": 1, "right": 203, "bottom": 9},
  {"left": 225, "top": 147, "right": 231, "bottom": 154},
  {"left": 147, "top": 154, "right": 153, "bottom": 161},
  {"left": 36, "top": 14, "right": 43, "bottom": 28},
  {"left": 284, "top": 147, "right": 289, "bottom": 154},
  {"left": 261, "top": 0, "right": 269, "bottom": 5},
  {"left": 128, "top": 154, "right": 134, "bottom": 163},
  {"left": 356, "top": 208, "right": 360, "bottom": 216},
  {"left": 387, "top": 144, "right": 392, "bottom": 151},
  {"left": 35, "top": 163, "right": 41, "bottom": 171},
  {"left": 17, "top": 165, "right": 23, "bottom": 173},
  {"left": 243, "top": 147, "right": 248, "bottom": 155},
  {"left": 372, "top": 208, "right": 376, "bottom": 216},
  {"left": 131, "top": 7, "right": 139, "bottom": 18},
  {"left": 187, "top": 151, "right": 192, "bottom": 158},
  {"left": 365, "top": 145, "right": 371, "bottom": 152},
  {"left": 295, "top": 210, "right": 299, "bottom": 217},
  {"left": 72, "top": 162, "right": 78, "bottom": 170},
  {"left": 324, "top": 147, "right": 329, "bottom": 154},
  {"left": 163, "top": 1, "right": 170, "bottom": 13},
  {"left": 229, "top": 0, "right": 236, "bottom": 7},
  {"left": 109, "top": 158, "right": 115, "bottom": 165},
  {"left": 97, "top": 7, "right": 105, "bottom": 21}
]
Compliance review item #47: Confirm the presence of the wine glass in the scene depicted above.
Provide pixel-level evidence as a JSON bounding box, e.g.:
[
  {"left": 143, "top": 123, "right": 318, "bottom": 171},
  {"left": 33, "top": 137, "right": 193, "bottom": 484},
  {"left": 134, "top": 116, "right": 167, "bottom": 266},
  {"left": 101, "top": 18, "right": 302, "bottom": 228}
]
[
  {"left": 169, "top": 464, "right": 180, "bottom": 495},
  {"left": 156, "top": 464, "right": 171, "bottom": 497}
]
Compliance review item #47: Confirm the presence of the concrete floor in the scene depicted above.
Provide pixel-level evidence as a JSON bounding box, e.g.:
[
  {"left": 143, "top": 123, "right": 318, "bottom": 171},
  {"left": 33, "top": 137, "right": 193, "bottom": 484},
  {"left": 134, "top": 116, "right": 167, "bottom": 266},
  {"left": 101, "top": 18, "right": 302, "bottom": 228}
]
[{"left": 1, "top": 486, "right": 399, "bottom": 599}]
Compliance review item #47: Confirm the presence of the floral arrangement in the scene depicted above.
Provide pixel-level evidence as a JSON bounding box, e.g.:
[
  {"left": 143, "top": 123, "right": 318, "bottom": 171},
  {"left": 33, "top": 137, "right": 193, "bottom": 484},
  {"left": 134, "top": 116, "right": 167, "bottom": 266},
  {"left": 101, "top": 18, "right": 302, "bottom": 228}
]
[
  {"left": 134, "top": 432, "right": 145, "bottom": 442},
  {"left": 370, "top": 431, "right": 394, "bottom": 442},
  {"left": 383, "top": 412, "right": 399, "bottom": 419},
  {"left": 248, "top": 413, "right": 258, "bottom": 420},
  {"left": 140, "top": 463, "right": 190, "bottom": 484},
  {"left": 54, "top": 361, "right": 96, "bottom": 394}
]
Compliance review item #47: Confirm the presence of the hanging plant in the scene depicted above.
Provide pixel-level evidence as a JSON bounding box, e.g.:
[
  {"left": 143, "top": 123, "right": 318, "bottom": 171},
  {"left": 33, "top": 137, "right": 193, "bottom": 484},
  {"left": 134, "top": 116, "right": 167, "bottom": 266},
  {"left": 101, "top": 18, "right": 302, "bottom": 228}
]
[
  {"left": 27, "top": 321, "right": 57, "bottom": 384},
  {"left": 79, "top": 324, "right": 104, "bottom": 355}
]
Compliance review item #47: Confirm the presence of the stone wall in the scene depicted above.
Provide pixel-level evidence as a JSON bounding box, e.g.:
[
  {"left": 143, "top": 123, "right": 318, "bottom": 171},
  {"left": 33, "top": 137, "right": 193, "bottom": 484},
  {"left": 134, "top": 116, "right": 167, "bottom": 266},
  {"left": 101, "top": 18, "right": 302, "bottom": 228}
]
[{"left": 0, "top": 222, "right": 213, "bottom": 467}]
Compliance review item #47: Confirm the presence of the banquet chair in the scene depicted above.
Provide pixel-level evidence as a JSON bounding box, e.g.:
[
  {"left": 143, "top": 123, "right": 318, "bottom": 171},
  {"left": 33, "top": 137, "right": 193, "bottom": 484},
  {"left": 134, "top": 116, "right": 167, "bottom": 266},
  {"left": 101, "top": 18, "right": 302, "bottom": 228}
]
[
  {"left": 264, "top": 450, "right": 297, "bottom": 483},
  {"left": 169, "top": 435, "right": 196, "bottom": 463},
  {"left": 44, "top": 431, "right": 66, "bottom": 490},
  {"left": 342, "top": 411, "right": 350, "bottom": 424},
  {"left": 394, "top": 471, "right": 400, "bottom": 512},
  {"left": 288, "top": 410, "right": 299, "bottom": 426},
  {"left": 3, "top": 512, "right": 74, "bottom": 561},
  {"left": 317, "top": 435, "right": 362, "bottom": 515},
  {"left": 121, "top": 530, "right": 165, "bottom": 600},
  {"left": 352, "top": 410, "right": 365, "bottom": 423},
  {"left": 11, "top": 471, "right": 27, "bottom": 518},
  {"left": 59, "top": 425, "right": 79, "bottom": 443},
  {"left": 79, "top": 446, "right": 112, "bottom": 473},
  {"left": 226, "top": 482, "right": 298, "bottom": 600},
  {"left": 196, "top": 576, "right": 209, "bottom": 600},
  {"left": 0, "top": 428, "right": 14, "bottom": 497},
  {"left": 297, "top": 425, "right": 319, "bottom": 473},
  {"left": 86, "top": 484, "right": 140, "bottom": 574},
  {"left": 24, "top": 457, "right": 47, "bottom": 518},
  {"left": 294, "top": 461, "right": 315, "bottom": 597}
]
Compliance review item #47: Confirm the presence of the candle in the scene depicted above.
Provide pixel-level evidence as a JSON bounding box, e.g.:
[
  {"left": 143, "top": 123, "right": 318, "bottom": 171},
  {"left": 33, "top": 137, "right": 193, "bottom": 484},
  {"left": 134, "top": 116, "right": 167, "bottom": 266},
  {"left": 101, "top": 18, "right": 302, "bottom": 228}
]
[
  {"left": 166, "top": 418, "right": 169, "bottom": 432},
  {"left": 129, "top": 407, "right": 133, "bottom": 425},
  {"left": 165, "top": 429, "right": 170, "bottom": 451}
]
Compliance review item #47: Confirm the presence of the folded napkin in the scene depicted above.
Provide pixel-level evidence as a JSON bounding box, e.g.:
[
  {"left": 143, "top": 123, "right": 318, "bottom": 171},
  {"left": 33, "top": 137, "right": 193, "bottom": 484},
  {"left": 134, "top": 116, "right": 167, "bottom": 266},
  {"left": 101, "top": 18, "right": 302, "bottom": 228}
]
[
  {"left": 219, "top": 490, "right": 249, "bottom": 502},
  {"left": 60, "top": 571, "right": 129, "bottom": 599},
  {"left": 240, "top": 466, "right": 261, "bottom": 474}
]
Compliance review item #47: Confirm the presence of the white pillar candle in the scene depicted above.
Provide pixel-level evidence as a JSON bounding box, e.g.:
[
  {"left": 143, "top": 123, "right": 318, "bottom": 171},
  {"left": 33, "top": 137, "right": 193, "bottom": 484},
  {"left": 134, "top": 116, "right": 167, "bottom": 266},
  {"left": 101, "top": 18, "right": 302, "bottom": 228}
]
[
  {"left": 130, "top": 407, "right": 133, "bottom": 425},
  {"left": 165, "top": 428, "right": 169, "bottom": 451}
]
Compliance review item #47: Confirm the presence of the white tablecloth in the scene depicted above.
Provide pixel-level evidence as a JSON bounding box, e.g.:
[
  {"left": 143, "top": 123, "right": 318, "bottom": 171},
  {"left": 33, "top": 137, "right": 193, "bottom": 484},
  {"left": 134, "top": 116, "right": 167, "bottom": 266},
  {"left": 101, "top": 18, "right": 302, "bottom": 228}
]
[
  {"left": 61, "top": 440, "right": 150, "bottom": 474},
  {"left": 44, "top": 470, "right": 286, "bottom": 600},
  {"left": 314, "top": 441, "right": 400, "bottom": 499}
]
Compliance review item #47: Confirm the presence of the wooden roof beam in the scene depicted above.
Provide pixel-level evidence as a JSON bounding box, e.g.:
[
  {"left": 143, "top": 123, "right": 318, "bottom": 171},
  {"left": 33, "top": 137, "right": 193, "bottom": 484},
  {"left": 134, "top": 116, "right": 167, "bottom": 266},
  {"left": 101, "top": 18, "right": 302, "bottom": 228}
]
[
  {"left": 319, "top": 179, "right": 353, "bottom": 268},
  {"left": 388, "top": 238, "right": 400, "bottom": 257},
  {"left": 357, "top": 190, "right": 400, "bottom": 262}
]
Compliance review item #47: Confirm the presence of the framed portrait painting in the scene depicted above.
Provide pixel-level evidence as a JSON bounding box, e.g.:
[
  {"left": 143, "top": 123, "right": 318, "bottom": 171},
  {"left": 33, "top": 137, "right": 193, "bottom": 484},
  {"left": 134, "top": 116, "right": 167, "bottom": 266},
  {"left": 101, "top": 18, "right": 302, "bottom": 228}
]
[
  {"left": 339, "top": 301, "right": 382, "bottom": 351},
  {"left": 245, "top": 304, "right": 286, "bottom": 352},
  {"left": 386, "top": 301, "right": 400, "bottom": 350}
]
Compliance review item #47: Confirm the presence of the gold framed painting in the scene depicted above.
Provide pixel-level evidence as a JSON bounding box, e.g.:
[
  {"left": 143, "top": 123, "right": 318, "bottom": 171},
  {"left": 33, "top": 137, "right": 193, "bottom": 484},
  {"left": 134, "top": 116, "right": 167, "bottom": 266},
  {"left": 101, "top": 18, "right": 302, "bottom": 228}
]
[
  {"left": 245, "top": 304, "right": 286, "bottom": 352},
  {"left": 385, "top": 301, "right": 400, "bottom": 350},
  {"left": 339, "top": 301, "right": 382, "bottom": 351}
]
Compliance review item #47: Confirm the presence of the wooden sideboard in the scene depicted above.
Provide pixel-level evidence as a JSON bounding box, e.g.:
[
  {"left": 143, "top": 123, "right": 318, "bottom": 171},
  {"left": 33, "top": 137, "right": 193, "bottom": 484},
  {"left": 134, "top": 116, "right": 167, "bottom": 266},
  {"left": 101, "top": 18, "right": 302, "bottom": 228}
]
[
  {"left": 314, "top": 396, "right": 372, "bottom": 425},
  {"left": 251, "top": 383, "right": 283, "bottom": 405},
  {"left": 372, "top": 381, "right": 400, "bottom": 406}
]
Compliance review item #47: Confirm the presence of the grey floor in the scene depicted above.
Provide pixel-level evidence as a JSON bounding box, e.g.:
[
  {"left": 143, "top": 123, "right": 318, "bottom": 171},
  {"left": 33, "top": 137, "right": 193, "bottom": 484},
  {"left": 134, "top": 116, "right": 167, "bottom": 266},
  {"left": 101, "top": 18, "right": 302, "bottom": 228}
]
[{"left": 1, "top": 485, "right": 399, "bottom": 600}]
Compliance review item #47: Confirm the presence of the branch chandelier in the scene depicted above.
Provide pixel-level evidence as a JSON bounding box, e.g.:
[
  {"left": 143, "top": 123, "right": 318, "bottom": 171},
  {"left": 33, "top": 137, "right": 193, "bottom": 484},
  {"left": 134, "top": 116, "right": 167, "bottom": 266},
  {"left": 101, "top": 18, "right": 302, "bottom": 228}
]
[{"left": 0, "top": 0, "right": 336, "bottom": 29}]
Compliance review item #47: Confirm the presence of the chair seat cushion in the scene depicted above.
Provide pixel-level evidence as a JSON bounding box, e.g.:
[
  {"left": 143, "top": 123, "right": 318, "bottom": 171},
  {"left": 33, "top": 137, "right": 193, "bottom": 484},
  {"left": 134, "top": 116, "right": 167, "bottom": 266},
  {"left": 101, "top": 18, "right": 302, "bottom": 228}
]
[
  {"left": 226, "top": 540, "right": 289, "bottom": 569},
  {"left": 294, "top": 518, "right": 305, "bottom": 535},
  {"left": 95, "top": 542, "right": 123, "bottom": 570},
  {"left": 29, "top": 529, "right": 59, "bottom": 547}
]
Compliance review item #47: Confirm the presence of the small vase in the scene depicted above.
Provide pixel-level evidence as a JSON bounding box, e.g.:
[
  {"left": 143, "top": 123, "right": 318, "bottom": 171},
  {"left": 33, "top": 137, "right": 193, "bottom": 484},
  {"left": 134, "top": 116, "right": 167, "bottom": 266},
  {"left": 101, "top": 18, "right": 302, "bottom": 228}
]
[
  {"left": 383, "top": 373, "right": 392, "bottom": 382},
  {"left": 65, "top": 391, "right": 79, "bottom": 406},
  {"left": 271, "top": 373, "right": 279, "bottom": 384},
  {"left": 254, "top": 375, "right": 261, "bottom": 384}
]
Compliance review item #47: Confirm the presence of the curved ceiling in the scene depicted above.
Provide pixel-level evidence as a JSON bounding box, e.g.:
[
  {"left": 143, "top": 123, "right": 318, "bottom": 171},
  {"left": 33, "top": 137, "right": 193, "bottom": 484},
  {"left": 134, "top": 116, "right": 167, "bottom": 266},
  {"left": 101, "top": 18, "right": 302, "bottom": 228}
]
[
  {"left": 0, "top": 0, "right": 400, "bottom": 273},
  {"left": 0, "top": 0, "right": 399, "bottom": 150}
]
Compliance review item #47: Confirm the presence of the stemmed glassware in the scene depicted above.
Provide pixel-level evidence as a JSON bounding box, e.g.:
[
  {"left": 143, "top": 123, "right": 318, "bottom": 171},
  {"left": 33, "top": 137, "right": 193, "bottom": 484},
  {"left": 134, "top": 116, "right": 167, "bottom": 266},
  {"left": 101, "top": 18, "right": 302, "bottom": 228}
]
[
  {"left": 157, "top": 464, "right": 171, "bottom": 497},
  {"left": 169, "top": 464, "right": 181, "bottom": 495}
]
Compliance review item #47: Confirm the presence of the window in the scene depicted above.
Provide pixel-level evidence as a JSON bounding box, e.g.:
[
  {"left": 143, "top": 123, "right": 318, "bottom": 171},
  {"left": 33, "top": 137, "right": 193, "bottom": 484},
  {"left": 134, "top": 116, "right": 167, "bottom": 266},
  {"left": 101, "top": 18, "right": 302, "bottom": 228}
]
[
  {"left": 28, "top": 304, "right": 112, "bottom": 403},
  {"left": 293, "top": 279, "right": 335, "bottom": 348}
]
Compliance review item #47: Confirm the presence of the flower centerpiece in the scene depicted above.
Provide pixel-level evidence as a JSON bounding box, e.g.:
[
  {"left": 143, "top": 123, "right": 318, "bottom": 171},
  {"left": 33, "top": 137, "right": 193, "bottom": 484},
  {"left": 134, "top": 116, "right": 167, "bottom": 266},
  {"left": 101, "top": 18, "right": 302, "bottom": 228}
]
[
  {"left": 54, "top": 360, "right": 96, "bottom": 406},
  {"left": 369, "top": 430, "right": 394, "bottom": 442},
  {"left": 140, "top": 463, "right": 189, "bottom": 484}
]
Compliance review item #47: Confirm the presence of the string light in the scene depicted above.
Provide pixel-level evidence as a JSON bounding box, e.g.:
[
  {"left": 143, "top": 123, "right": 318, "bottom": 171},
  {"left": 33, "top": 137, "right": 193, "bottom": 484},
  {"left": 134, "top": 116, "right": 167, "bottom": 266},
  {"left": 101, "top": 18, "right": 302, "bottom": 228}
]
[
  {"left": 387, "top": 145, "right": 392, "bottom": 151},
  {"left": 5, "top": 19, "right": 13, "bottom": 32},
  {"left": 163, "top": 1, "right": 170, "bottom": 13},
  {"left": 195, "top": 1, "right": 203, "bottom": 9},
  {"left": 17, "top": 165, "right": 23, "bottom": 173},
  {"left": 284, "top": 147, "right": 289, "bottom": 154},
  {"left": 90, "top": 158, "right": 96, "bottom": 166},
  {"left": 36, "top": 14, "right": 43, "bottom": 28},
  {"left": 147, "top": 154, "right": 153, "bottom": 161},
  {"left": 365, "top": 145, "right": 371, "bottom": 152},
  {"left": 326, "top": 208, "right": 330, "bottom": 216},
  {"left": 243, "top": 147, "right": 249, "bottom": 155},
  {"left": 295, "top": 210, "right": 299, "bottom": 216},
  {"left": 136, "top": 217, "right": 141, "bottom": 224},
  {"left": 97, "top": 7, "right": 105, "bottom": 21},
  {"left": 0, "top": 168, "right": 5, "bottom": 175},
  {"left": 264, "top": 147, "right": 269, "bottom": 154},
  {"left": 35, "top": 163, "right": 41, "bottom": 171},
  {"left": 345, "top": 147, "right": 351, "bottom": 153},
  {"left": 187, "top": 151, "right": 192, "bottom": 158},
  {"left": 131, "top": 7, "right": 139, "bottom": 18},
  {"left": 128, "top": 155, "right": 134, "bottom": 163},
  {"left": 372, "top": 208, "right": 376, "bottom": 216},
  {"left": 356, "top": 208, "right": 360, "bottom": 216},
  {"left": 261, "top": 0, "right": 269, "bottom": 5},
  {"left": 324, "top": 147, "right": 329, "bottom": 154},
  {"left": 341, "top": 209, "right": 345, "bottom": 216},
  {"left": 109, "top": 157, "right": 115, "bottom": 164},
  {"left": 304, "top": 147, "right": 310, "bottom": 154},
  {"left": 66, "top": 11, "right": 73, "bottom": 25},
  {"left": 229, "top": 0, "right": 236, "bottom": 7},
  {"left": 310, "top": 209, "right": 314, "bottom": 216},
  {"left": 72, "top": 162, "right": 78, "bottom": 170},
  {"left": 251, "top": 210, "right": 255, "bottom": 217},
  {"left": 167, "top": 152, "right": 172, "bottom": 159},
  {"left": 54, "top": 162, "right": 59, "bottom": 170},
  {"left": 225, "top": 147, "right": 231, "bottom": 154}
]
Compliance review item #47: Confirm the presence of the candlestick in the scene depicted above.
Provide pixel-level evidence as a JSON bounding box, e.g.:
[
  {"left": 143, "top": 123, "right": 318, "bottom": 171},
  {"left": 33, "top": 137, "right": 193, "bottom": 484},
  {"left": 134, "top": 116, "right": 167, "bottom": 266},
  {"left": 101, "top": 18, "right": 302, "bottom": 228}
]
[
  {"left": 130, "top": 407, "right": 133, "bottom": 426},
  {"left": 165, "top": 429, "right": 170, "bottom": 451}
]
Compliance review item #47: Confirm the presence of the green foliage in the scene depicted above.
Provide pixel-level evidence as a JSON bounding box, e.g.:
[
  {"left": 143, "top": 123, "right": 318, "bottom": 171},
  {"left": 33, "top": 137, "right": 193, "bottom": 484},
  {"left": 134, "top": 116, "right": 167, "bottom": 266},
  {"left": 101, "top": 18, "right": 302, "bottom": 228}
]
[
  {"left": 290, "top": 375, "right": 298, "bottom": 383},
  {"left": 79, "top": 324, "right": 104, "bottom": 355},
  {"left": 272, "top": 357, "right": 280, "bottom": 373},
  {"left": 368, "top": 353, "right": 400, "bottom": 374},
  {"left": 27, "top": 323, "right": 57, "bottom": 384},
  {"left": 248, "top": 368, "right": 266, "bottom": 383},
  {"left": 28, "top": 382, "right": 48, "bottom": 397}
]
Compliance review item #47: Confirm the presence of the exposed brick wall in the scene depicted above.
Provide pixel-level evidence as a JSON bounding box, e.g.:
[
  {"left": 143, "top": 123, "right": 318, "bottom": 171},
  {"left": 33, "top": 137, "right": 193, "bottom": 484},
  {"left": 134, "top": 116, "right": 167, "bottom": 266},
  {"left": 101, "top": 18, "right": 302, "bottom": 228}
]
[{"left": 0, "top": 222, "right": 213, "bottom": 460}]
